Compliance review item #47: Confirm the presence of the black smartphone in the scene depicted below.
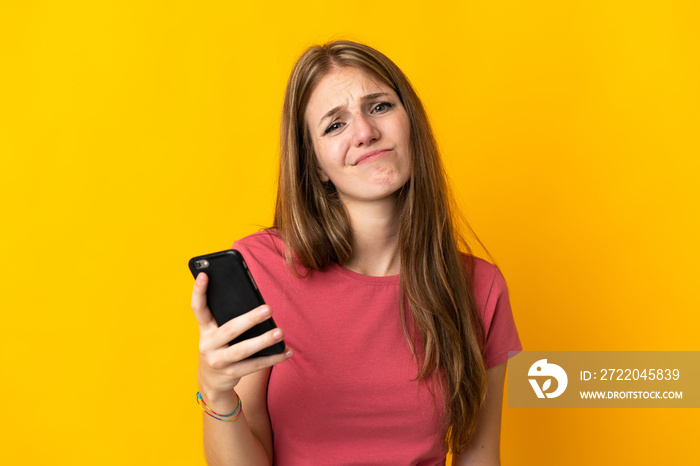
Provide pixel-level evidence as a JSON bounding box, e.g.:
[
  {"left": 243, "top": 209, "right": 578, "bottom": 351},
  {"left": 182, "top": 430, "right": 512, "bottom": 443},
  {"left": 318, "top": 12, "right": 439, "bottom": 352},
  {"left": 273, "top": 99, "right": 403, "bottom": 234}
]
[{"left": 188, "top": 249, "right": 285, "bottom": 358}]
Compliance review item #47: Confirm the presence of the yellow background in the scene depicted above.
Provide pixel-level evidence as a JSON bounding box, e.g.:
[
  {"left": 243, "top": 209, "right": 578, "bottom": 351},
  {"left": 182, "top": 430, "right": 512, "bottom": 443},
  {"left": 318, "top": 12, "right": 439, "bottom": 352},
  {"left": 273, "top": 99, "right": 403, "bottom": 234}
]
[{"left": 1, "top": 1, "right": 698, "bottom": 464}]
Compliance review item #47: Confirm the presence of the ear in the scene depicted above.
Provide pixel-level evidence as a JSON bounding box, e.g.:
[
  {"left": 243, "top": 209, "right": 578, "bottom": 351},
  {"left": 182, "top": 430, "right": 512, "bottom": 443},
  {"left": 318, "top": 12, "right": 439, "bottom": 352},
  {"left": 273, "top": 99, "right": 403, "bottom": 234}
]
[{"left": 317, "top": 167, "right": 330, "bottom": 183}]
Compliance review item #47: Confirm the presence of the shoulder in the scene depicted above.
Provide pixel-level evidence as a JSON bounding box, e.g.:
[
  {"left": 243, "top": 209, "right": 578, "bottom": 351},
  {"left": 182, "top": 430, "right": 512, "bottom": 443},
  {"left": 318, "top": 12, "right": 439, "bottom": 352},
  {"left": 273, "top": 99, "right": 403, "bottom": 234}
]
[
  {"left": 231, "top": 229, "right": 290, "bottom": 275},
  {"left": 461, "top": 254, "right": 512, "bottom": 330},
  {"left": 232, "top": 229, "right": 286, "bottom": 260},
  {"left": 462, "top": 254, "right": 507, "bottom": 301},
  {"left": 231, "top": 229, "right": 313, "bottom": 283}
]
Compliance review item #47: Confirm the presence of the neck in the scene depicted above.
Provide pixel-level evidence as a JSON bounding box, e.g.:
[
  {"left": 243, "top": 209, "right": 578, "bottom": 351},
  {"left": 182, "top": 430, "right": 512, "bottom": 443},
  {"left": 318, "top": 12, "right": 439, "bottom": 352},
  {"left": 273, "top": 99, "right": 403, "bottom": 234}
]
[{"left": 341, "top": 194, "right": 401, "bottom": 276}]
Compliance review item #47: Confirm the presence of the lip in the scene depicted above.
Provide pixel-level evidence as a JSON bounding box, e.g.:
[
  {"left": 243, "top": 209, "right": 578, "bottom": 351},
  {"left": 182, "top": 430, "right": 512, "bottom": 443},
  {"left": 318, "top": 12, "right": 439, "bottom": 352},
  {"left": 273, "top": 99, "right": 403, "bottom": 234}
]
[{"left": 353, "top": 149, "right": 391, "bottom": 166}]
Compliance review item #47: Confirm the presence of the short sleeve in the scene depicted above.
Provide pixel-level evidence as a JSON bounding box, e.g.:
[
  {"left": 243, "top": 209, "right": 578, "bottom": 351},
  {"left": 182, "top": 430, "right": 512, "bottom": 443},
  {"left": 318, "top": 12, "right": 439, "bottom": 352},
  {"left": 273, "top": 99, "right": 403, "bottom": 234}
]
[{"left": 472, "top": 260, "right": 523, "bottom": 369}]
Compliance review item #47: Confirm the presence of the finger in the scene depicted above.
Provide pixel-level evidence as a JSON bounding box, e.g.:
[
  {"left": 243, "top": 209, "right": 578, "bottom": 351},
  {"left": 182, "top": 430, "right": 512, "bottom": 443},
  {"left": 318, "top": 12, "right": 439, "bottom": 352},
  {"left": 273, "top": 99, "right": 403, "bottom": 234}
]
[
  {"left": 227, "top": 347, "right": 294, "bottom": 379},
  {"left": 222, "top": 326, "right": 286, "bottom": 362},
  {"left": 209, "top": 304, "right": 273, "bottom": 350},
  {"left": 191, "top": 272, "right": 217, "bottom": 330}
]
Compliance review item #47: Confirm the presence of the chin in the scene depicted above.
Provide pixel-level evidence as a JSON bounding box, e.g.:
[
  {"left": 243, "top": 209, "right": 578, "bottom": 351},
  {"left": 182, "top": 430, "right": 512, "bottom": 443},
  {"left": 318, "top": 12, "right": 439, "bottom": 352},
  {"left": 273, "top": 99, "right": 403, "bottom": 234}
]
[{"left": 372, "top": 167, "right": 408, "bottom": 187}]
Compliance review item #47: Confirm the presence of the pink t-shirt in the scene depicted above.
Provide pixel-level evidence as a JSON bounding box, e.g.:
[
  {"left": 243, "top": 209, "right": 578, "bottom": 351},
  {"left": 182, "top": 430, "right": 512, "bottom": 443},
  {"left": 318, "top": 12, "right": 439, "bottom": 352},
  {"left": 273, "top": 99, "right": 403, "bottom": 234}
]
[{"left": 233, "top": 231, "right": 522, "bottom": 465}]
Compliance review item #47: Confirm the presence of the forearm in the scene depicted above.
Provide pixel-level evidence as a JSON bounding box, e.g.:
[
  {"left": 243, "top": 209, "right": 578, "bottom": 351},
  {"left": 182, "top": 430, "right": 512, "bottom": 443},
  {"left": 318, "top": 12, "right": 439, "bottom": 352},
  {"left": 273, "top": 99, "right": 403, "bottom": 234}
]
[
  {"left": 191, "top": 272, "right": 287, "bottom": 465},
  {"left": 201, "top": 390, "right": 272, "bottom": 466},
  {"left": 451, "top": 362, "right": 507, "bottom": 466}
]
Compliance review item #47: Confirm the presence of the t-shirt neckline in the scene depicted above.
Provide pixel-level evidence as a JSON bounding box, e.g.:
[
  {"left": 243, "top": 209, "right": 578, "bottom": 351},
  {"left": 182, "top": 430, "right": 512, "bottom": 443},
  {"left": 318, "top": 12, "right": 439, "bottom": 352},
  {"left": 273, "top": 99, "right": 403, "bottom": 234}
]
[{"left": 328, "top": 262, "right": 400, "bottom": 284}]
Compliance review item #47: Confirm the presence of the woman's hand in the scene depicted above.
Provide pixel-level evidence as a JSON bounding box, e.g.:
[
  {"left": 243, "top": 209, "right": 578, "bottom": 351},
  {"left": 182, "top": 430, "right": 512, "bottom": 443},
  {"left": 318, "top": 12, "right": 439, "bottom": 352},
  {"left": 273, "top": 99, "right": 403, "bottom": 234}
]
[{"left": 191, "top": 272, "right": 293, "bottom": 407}]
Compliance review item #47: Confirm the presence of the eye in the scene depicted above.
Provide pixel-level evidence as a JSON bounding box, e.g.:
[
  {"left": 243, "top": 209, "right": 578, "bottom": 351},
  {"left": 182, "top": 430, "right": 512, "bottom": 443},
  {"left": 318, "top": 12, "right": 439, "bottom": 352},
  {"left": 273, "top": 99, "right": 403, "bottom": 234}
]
[
  {"left": 324, "top": 121, "right": 345, "bottom": 135},
  {"left": 371, "top": 102, "right": 393, "bottom": 113}
]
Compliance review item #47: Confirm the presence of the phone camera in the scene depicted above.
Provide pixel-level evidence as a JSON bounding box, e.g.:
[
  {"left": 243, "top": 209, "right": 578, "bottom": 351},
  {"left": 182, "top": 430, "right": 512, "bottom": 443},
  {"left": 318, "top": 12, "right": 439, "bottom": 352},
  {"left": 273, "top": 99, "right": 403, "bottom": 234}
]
[{"left": 195, "top": 260, "right": 210, "bottom": 269}]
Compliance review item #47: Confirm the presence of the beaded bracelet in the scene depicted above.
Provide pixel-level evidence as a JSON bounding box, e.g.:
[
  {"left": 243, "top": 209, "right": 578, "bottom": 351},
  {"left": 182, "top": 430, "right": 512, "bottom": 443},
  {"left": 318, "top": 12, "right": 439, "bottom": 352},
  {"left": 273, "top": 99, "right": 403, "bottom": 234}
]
[{"left": 196, "top": 391, "right": 243, "bottom": 422}]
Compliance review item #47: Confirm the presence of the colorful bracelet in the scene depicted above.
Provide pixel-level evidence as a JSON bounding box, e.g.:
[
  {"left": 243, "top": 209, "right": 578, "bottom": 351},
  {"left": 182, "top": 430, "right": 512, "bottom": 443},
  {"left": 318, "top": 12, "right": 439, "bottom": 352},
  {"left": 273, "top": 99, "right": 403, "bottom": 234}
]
[{"left": 196, "top": 391, "right": 242, "bottom": 422}]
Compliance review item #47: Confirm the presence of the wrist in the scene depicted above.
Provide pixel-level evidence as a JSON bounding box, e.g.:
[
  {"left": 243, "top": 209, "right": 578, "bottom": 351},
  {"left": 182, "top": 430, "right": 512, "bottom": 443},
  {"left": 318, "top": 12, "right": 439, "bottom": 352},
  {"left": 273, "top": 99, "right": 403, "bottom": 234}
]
[
  {"left": 197, "top": 390, "right": 242, "bottom": 422},
  {"left": 198, "top": 386, "right": 239, "bottom": 413}
]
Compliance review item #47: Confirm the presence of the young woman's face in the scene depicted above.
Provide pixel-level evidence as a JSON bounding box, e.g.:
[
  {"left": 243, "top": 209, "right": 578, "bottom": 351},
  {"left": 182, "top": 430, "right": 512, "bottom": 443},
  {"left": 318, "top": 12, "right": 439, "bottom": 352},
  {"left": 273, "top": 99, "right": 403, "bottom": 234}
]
[{"left": 304, "top": 67, "right": 411, "bottom": 205}]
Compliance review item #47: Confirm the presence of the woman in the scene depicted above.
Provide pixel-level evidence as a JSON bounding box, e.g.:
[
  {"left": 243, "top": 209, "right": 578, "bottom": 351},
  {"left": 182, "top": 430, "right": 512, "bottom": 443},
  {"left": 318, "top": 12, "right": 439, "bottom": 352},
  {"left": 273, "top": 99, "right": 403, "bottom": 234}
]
[{"left": 191, "top": 40, "right": 521, "bottom": 465}]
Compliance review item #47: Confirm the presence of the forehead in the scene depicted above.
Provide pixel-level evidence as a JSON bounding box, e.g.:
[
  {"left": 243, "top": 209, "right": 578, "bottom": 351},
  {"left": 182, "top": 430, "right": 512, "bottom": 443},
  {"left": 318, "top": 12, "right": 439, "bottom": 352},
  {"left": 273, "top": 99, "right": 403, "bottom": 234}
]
[{"left": 305, "top": 67, "right": 394, "bottom": 119}]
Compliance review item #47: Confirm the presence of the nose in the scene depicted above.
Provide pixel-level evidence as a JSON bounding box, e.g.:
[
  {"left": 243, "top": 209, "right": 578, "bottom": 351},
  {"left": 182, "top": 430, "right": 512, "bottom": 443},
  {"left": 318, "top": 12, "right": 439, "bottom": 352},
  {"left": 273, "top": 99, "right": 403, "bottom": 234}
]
[{"left": 352, "top": 113, "right": 380, "bottom": 147}]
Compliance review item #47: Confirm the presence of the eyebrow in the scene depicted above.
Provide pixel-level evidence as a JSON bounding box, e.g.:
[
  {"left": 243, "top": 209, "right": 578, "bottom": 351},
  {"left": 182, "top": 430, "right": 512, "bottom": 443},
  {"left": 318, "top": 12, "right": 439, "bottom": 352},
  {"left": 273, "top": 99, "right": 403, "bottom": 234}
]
[{"left": 317, "top": 92, "right": 390, "bottom": 128}]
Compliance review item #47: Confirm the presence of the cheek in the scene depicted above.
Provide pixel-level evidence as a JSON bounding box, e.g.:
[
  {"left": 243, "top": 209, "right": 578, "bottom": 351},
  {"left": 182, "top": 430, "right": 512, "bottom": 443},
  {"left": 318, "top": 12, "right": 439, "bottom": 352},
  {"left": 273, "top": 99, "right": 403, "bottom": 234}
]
[
  {"left": 316, "top": 140, "right": 345, "bottom": 168},
  {"left": 312, "top": 143, "right": 337, "bottom": 182},
  {"left": 399, "top": 116, "right": 411, "bottom": 146}
]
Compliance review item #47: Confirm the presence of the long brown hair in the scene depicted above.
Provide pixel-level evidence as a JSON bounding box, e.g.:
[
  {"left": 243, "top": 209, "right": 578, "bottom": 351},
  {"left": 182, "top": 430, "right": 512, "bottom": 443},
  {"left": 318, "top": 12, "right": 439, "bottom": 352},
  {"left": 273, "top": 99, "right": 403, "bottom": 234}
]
[{"left": 273, "top": 40, "right": 487, "bottom": 454}]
